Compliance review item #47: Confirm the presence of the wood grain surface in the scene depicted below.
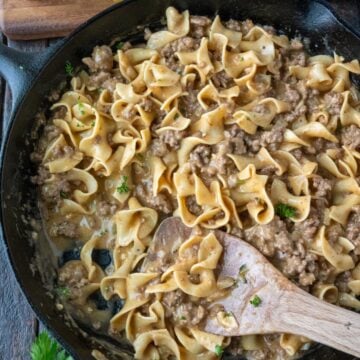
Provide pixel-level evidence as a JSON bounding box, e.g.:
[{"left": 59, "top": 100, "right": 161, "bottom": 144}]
[
  {"left": 0, "top": 0, "right": 117, "bottom": 40},
  {"left": 0, "top": 1, "right": 359, "bottom": 358}
]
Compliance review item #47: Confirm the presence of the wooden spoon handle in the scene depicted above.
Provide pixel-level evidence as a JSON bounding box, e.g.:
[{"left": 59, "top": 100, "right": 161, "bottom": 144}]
[{"left": 276, "top": 290, "right": 360, "bottom": 357}]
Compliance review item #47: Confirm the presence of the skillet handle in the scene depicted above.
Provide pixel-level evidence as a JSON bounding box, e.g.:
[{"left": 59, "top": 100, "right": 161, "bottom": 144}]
[{"left": 0, "top": 41, "right": 63, "bottom": 113}]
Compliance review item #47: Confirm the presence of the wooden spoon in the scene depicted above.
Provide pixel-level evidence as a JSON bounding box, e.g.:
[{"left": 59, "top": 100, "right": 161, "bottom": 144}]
[{"left": 143, "top": 217, "right": 360, "bottom": 358}]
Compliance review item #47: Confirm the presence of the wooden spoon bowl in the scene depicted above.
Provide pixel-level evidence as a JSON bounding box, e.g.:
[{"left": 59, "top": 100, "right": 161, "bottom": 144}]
[{"left": 143, "top": 217, "right": 360, "bottom": 358}]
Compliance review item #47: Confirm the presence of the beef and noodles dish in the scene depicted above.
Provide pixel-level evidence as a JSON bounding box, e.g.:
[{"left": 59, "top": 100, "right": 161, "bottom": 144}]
[{"left": 30, "top": 7, "right": 360, "bottom": 360}]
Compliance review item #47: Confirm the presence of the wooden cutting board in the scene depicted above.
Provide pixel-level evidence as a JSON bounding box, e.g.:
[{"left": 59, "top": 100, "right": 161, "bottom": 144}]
[{"left": 0, "top": 0, "right": 120, "bottom": 40}]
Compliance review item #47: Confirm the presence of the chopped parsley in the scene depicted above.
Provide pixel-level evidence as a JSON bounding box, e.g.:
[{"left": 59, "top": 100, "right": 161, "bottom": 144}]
[
  {"left": 180, "top": 315, "right": 186, "bottom": 320},
  {"left": 99, "top": 229, "right": 108, "bottom": 236},
  {"left": 116, "top": 176, "right": 129, "bottom": 194},
  {"left": 77, "top": 99, "right": 85, "bottom": 115},
  {"left": 116, "top": 41, "right": 124, "bottom": 50},
  {"left": 250, "top": 294, "right": 262, "bottom": 307},
  {"left": 91, "top": 120, "right": 96, "bottom": 127},
  {"left": 59, "top": 191, "right": 67, "bottom": 199},
  {"left": 135, "top": 153, "right": 144, "bottom": 161},
  {"left": 55, "top": 286, "right": 70, "bottom": 299},
  {"left": 65, "top": 61, "right": 74, "bottom": 76},
  {"left": 274, "top": 203, "right": 296, "bottom": 219},
  {"left": 224, "top": 312, "right": 233, "bottom": 317},
  {"left": 238, "top": 179, "right": 247, "bottom": 186},
  {"left": 214, "top": 344, "right": 224, "bottom": 357},
  {"left": 30, "top": 331, "right": 73, "bottom": 360}
]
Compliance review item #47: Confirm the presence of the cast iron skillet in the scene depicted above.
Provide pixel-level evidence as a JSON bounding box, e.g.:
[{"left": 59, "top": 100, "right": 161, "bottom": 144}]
[{"left": 1, "top": 0, "right": 360, "bottom": 359}]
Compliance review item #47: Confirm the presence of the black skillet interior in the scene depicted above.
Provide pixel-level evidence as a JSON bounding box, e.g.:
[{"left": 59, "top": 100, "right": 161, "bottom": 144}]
[{"left": 1, "top": 0, "right": 360, "bottom": 359}]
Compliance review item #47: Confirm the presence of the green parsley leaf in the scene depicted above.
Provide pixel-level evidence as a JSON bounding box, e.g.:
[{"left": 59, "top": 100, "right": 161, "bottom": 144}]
[
  {"left": 116, "top": 41, "right": 124, "bottom": 50},
  {"left": 135, "top": 153, "right": 144, "bottom": 161},
  {"left": 55, "top": 286, "right": 71, "bottom": 299},
  {"left": 274, "top": 203, "right": 296, "bottom": 219},
  {"left": 65, "top": 61, "right": 74, "bottom": 76},
  {"left": 91, "top": 120, "right": 96, "bottom": 127},
  {"left": 30, "top": 331, "right": 73, "bottom": 360},
  {"left": 214, "top": 344, "right": 224, "bottom": 357},
  {"left": 116, "top": 176, "right": 129, "bottom": 194},
  {"left": 238, "top": 179, "right": 247, "bottom": 186},
  {"left": 224, "top": 312, "right": 233, "bottom": 317},
  {"left": 250, "top": 294, "right": 262, "bottom": 307},
  {"left": 180, "top": 315, "right": 186, "bottom": 320},
  {"left": 77, "top": 99, "right": 85, "bottom": 115},
  {"left": 59, "top": 191, "right": 67, "bottom": 199}
]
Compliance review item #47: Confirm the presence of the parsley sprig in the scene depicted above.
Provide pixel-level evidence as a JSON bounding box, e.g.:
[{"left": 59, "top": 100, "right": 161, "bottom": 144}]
[
  {"left": 77, "top": 99, "right": 85, "bottom": 115},
  {"left": 64, "top": 61, "right": 74, "bottom": 76},
  {"left": 274, "top": 203, "right": 296, "bottom": 219},
  {"left": 214, "top": 344, "right": 224, "bottom": 357},
  {"left": 30, "top": 331, "right": 73, "bottom": 360},
  {"left": 116, "top": 176, "right": 129, "bottom": 194},
  {"left": 55, "top": 286, "right": 70, "bottom": 299},
  {"left": 250, "top": 294, "right": 262, "bottom": 307}
]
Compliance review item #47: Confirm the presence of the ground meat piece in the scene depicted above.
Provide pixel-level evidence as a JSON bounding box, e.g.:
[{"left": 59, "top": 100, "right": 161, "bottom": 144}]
[
  {"left": 150, "top": 138, "right": 168, "bottom": 157},
  {"left": 161, "top": 289, "right": 205, "bottom": 326},
  {"left": 341, "top": 125, "right": 360, "bottom": 149},
  {"left": 225, "top": 126, "right": 247, "bottom": 154},
  {"left": 311, "top": 175, "right": 333, "bottom": 199},
  {"left": 282, "top": 84, "right": 301, "bottom": 104},
  {"left": 185, "top": 195, "right": 202, "bottom": 216},
  {"left": 326, "top": 223, "right": 344, "bottom": 244},
  {"left": 224, "top": 19, "right": 241, "bottom": 31},
  {"left": 292, "top": 210, "right": 320, "bottom": 242},
  {"left": 122, "top": 104, "right": 137, "bottom": 120},
  {"left": 335, "top": 271, "right": 352, "bottom": 293},
  {"left": 291, "top": 148, "right": 304, "bottom": 161},
  {"left": 288, "top": 50, "right": 307, "bottom": 66},
  {"left": 98, "top": 200, "right": 118, "bottom": 216},
  {"left": 159, "top": 130, "right": 186, "bottom": 150},
  {"left": 41, "top": 176, "right": 71, "bottom": 204},
  {"left": 88, "top": 71, "right": 111, "bottom": 88},
  {"left": 83, "top": 45, "right": 113, "bottom": 73},
  {"left": 135, "top": 181, "right": 173, "bottom": 214},
  {"left": 299, "top": 272, "right": 316, "bottom": 286},
  {"left": 44, "top": 124, "right": 62, "bottom": 141},
  {"left": 31, "top": 167, "right": 50, "bottom": 185},
  {"left": 189, "top": 16, "right": 211, "bottom": 38},
  {"left": 324, "top": 91, "right": 343, "bottom": 115},
  {"left": 304, "top": 138, "right": 338, "bottom": 155},
  {"left": 240, "top": 19, "right": 255, "bottom": 34},
  {"left": 211, "top": 70, "right": 235, "bottom": 89},
  {"left": 50, "top": 221, "right": 79, "bottom": 238},
  {"left": 345, "top": 207, "right": 360, "bottom": 255},
  {"left": 140, "top": 97, "right": 154, "bottom": 112},
  {"left": 58, "top": 260, "right": 88, "bottom": 287},
  {"left": 189, "top": 144, "right": 211, "bottom": 172},
  {"left": 161, "top": 37, "right": 199, "bottom": 71},
  {"left": 178, "top": 90, "right": 203, "bottom": 120},
  {"left": 290, "top": 38, "right": 304, "bottom": 50},
  {"left": 259, "top": 125, "right": 285, "bottom": 151},
  {"left": 30, "top": 151, "right": 44, "bottom": 163},
  {"left": 208, "top": 140, "right": 234, "bottom": 175},
  {"left": 244, "top": 217, "right": 288, "bottom": 258},
  {"left": 101, "top": 76, "right": 122, "bottom": 92},
  {"left": 52, "top": 145, "right": 74, "bottom": 159}
]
